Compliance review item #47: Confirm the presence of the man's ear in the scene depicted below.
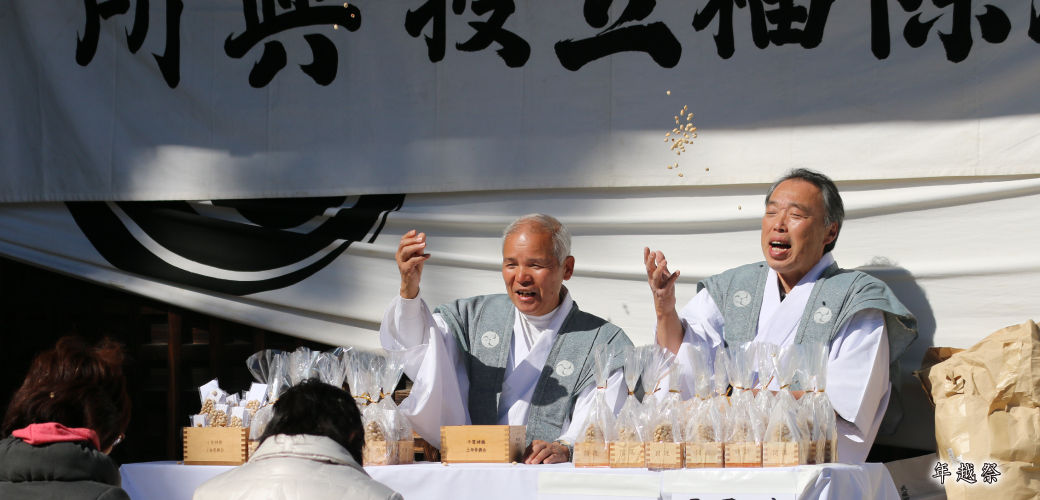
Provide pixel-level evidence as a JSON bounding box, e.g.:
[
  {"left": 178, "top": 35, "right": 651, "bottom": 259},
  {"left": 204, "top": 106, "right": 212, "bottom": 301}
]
[
  {"left": 562, "top": 256, "right": 575, "bottom": 280},
  {"left": 823, "top": 222, "right": 839, "bottom": 245}
]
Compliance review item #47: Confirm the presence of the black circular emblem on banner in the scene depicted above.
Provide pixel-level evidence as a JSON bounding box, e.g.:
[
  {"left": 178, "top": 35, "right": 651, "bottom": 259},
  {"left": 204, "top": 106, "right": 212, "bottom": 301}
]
[{"left": 66, "top": 195, "right": 404, "bottom": 296}]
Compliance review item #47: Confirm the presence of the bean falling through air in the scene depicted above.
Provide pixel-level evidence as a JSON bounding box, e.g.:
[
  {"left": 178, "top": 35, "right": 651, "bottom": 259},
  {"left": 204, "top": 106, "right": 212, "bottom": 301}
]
[{"left": 665, "top": 104, "right": 698, "bottom": 176}]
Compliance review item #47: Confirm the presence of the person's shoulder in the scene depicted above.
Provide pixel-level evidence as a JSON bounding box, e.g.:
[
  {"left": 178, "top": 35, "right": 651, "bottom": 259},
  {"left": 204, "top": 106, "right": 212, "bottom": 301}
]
[
  {"left": 697, "top": 261, "right": 768, "bottom": 292},
  {"left": 567, "top": 304, "right": 631, "bottom": 344},
  {"left": 825, "top": 267, "right": 892, "bottom": 295},
  {"left": 432, "top": 294, "right": 511, "bottom": 316}
]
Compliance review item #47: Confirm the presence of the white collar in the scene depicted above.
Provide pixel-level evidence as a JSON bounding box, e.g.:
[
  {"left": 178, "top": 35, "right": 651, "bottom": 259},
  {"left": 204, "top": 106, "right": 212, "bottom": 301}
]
[{"left": 250, "top": 434, "right": 365, "bottom": 474}]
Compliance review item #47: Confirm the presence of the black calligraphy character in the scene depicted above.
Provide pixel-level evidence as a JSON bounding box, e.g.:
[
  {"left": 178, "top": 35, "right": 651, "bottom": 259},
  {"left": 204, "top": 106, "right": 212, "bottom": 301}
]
[
  {"left": 405, "top": 0, "right": 466, "bottom": 63},
  {"left": 555, "top": 0, "right": 682, "bottom": 71},
  {"left": 456, "top": 0, "right": 530, "bottom": 67},
  {"left": 76, "top": 0, "right": 182, "bottom": 87},
  {"left": 1029, "top": 1, "right": 1040, "bottom": 44},
  {"left": 873, "top": 0, "right": 1009, "bottom": 62},
  {"left": 762, "top": 0, "right": 833, "bottom": 47},
  {"left": 981, "top": 462, "right": 1001, "bottom": 484},
  {"left": 693, "top": 0, "right": 830, "bottom": 59},
  {"left": 956, "top": 462, "right": 978, "bottom": 484},
  {"left": 225, "top": 0, "right": 360, "bottom": 87},
  {"left": 405, "top": 0, "right": 529, "bottom": 67},
  {"left": 693, "top": 0, "right": 759, "bottom": 59},
  {"left": 933, "top": 462, "right": 952, "bottom": 484}
]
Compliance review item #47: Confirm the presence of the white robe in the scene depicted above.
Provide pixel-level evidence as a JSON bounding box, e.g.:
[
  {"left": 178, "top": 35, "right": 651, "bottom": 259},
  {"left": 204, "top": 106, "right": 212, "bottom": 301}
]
[
  {"left": 665, "top": 253, "right": 890, "bottom": 463},
  {"left": 380, "top": 290, "right": 626, "bottom": 449}
]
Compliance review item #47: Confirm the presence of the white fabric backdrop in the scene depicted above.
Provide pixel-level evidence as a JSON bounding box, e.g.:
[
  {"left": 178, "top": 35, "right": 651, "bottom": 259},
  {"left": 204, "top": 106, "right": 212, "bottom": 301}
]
[{"left": 4, "top": 0, "right": 1040, "bottom": 201}]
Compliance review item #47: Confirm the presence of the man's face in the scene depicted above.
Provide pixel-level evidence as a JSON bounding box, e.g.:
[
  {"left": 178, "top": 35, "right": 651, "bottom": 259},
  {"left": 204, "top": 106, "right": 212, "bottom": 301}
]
[
  {"left": 761, "top": 179, "right": 838, "bottom": 280},
  {"left": 502, "top": 227, "right": 574, "bottom": 316}
]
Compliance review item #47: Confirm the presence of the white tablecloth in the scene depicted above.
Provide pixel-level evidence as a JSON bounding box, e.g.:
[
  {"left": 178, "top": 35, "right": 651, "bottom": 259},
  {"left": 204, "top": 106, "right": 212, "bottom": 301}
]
[{"left": 119, "top": 461, "right": 900, "bottom": 500}]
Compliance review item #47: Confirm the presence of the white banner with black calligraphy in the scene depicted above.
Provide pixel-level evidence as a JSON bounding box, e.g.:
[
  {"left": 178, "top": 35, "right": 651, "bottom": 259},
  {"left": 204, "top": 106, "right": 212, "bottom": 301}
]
[{"left": 3, "top": 0, "right": 1040, "bottom": 450}]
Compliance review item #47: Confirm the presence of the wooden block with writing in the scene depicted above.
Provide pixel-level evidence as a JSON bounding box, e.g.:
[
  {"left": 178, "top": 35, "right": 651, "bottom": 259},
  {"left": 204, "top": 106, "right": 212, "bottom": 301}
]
[
  {"left": 646, "top": 442, "right": 684, "bottom": 469},
  {"left": 573, "top": 442, "right": 610, "bottom": 467},
  {"left": 724, "top": 442, "right": 762, "bottom": 468},
  {"left": 763, "top": 442, "right": 801, "bottom": 467},
  {"left": 684, "top": 442, "right": 724, "bottom": 468},
  {"left": 395, "top": 440, "right": 415, "bottom": 464},
  {"left": 363, "top": 440, "right": 390, "bottom": 466},
  {"left": 183, "top": 427, "right": 248, "bottom": 466},
  {"left": 608, "top": 442, "right": 646, "bottom": 468},
  {"left": 824, "top": 439, "right": 838, "bottom": 463},
  {"left": 440, "top": 425, "right": 525, "bottom": 463}
]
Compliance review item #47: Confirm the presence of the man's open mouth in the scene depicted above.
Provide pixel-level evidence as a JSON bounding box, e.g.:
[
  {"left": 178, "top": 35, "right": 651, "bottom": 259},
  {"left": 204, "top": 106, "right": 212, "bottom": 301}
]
[
  {"left": 770, "top": 240, "right": 791, "bottom": 250},
  {"left": 516, "top": 291, "right": 537, "bottom": 297}
]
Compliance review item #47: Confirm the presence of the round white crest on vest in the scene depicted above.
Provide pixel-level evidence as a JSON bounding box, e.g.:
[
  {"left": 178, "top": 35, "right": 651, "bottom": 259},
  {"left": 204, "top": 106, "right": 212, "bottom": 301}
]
[
  {"left": 733, "top": 291, "right": 751, "bottom": 307},
  {"left": 555, "top": 360, "right": 575, "bottom": 377},
  {"left": 814, "top": 307, "right": 833, "bottom": 324},
  {"left": 481, "top": 331, "right": 500, "bottom": 348}
]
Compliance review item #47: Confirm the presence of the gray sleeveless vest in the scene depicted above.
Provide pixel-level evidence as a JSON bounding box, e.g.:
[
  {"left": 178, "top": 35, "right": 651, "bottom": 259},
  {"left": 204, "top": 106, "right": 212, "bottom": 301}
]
[
  {"left": 434, "top": 294, "right": 632, "bottom": 447},
  {"left": 698, "top": 261, "right": 918, "bottom": 431}
]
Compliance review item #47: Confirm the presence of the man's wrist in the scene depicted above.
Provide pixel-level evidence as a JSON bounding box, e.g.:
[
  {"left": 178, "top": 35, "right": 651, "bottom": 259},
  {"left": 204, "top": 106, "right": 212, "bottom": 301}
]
[
  {"left": 555, "top": 440, "right": 573, "bottom": 460},
  {"left": 400, "top": 284, "right": 419, "bottom": 300}
]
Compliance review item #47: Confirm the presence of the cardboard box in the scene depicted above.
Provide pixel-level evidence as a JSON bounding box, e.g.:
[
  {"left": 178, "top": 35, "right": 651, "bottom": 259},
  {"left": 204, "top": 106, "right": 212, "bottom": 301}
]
[
  {"left": 439, "top": 425, "right": 525, "bottom": 464},
  {"left": 183, "top": 427, "right": 248, "bottom": 465}
]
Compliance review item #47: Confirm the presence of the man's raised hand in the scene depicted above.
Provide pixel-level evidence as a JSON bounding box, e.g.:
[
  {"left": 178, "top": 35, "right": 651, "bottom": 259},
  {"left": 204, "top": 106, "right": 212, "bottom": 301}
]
[
  {"left": 644, "top": 247, "right": 683, "bottom": 353},
  {"left": 644, "top": 247, "right": 680, "bottom": 315},
  {"left": 397, "top": 230, "right": 430, "bottom": 299}
]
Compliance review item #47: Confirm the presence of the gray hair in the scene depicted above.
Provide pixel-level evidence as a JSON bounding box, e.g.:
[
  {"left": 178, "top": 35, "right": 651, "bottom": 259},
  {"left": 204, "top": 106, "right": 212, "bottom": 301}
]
[
  {"left": 502, "top": 214, "right": 572, "bottom": 265},
  {"left": 765, "top": 168, "right": 845, "bottom": 254}
]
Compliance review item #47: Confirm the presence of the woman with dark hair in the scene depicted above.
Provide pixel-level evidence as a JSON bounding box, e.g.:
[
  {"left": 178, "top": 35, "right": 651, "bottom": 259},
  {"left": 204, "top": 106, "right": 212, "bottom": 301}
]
[
  {"left": 193, "top": 380, "right": 402, "bottom": 500},
  {"left": 0, "top": 336, "right": 132, "bottom": 500}
]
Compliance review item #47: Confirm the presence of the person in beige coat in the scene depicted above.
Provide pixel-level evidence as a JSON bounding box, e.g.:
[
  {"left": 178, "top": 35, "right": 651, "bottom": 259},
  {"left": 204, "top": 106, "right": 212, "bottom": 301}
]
[{"left": 193, "top": 381, "right": 402, "bottom": 500}]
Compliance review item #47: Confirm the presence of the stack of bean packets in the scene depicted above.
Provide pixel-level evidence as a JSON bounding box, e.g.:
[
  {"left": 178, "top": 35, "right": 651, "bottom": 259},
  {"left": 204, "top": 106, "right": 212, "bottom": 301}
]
[
  {"left": 583, "top": 341, "right": 840, "bottom": 470},
  {"left": 344, "top": 349, "right": 414, "bottom": 466}
]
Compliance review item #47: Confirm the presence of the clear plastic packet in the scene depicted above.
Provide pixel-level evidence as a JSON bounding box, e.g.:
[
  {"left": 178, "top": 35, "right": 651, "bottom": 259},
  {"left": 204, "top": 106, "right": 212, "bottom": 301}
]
[
  {"left": 763, "top": 345, "right": 809, "bottom": 467},
  {"left": 574, "top": 344, "right": 618, "bottom": 467},
  {"left": 229, "top": 406, "right": 251, "bottom": 428},
  {"left": 288, "top": 347, "right": 319, "bottom": 386},
  {"left": 754, "top": 343, "right": 778, "bottom": 425},
  {"left": 377, "top": 350, "right": 413, "bottom": 465},
  {"left": 725, "top": 343, "right": 764, "bottom": 468},
  {"left": 316, "top": 350, "right": 348, "bottom": 389},
  {"left": 189, "top": 414, "right": 209, "bottom": 428},
  {"left": 711, "top": 347, "right": 732, "bottom": 418},
  {"left": 226, "top": 394, "right": 240, "bottom": 407},
  {"left": 198, "top": 379, "right": 228, "bottom": 417},
  {"left": 347, "top": 351, "right": 394, "bottom": 465},
  {"left": 244, "top": 382, "right": 269, "bottom": 417},
  {"left": 246, "top": 349, "right": 291, "bottom": 405},
  {"left": 807, "top": 343, "right": 838, "bottom": 463},
  {"left": 648, "top": 363, "right": 685, "bottom": 469},
  {"left": 244, "top": 350, "right": 289, "bottom": 444},
  {"left": 683, "top": 342, "right": 725, "bottom": 468},
  {"left": 210, "top": 403, "right": 230, "bottom": 427},
  {"left": 612, "top": 346, "right": 648, "bottom": 468}
]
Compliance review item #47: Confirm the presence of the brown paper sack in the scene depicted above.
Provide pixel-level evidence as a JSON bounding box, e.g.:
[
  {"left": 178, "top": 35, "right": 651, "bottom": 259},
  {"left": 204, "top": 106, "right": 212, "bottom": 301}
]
[{"left": 926, "top": 320, "right": 1040, "bottom": 500}]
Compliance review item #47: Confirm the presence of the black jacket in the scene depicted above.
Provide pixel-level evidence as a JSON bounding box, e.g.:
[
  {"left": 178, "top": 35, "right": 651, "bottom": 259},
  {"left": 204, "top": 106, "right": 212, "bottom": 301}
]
[{"left": 0, "top": 436, "right": 130, "bottom": 500}]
